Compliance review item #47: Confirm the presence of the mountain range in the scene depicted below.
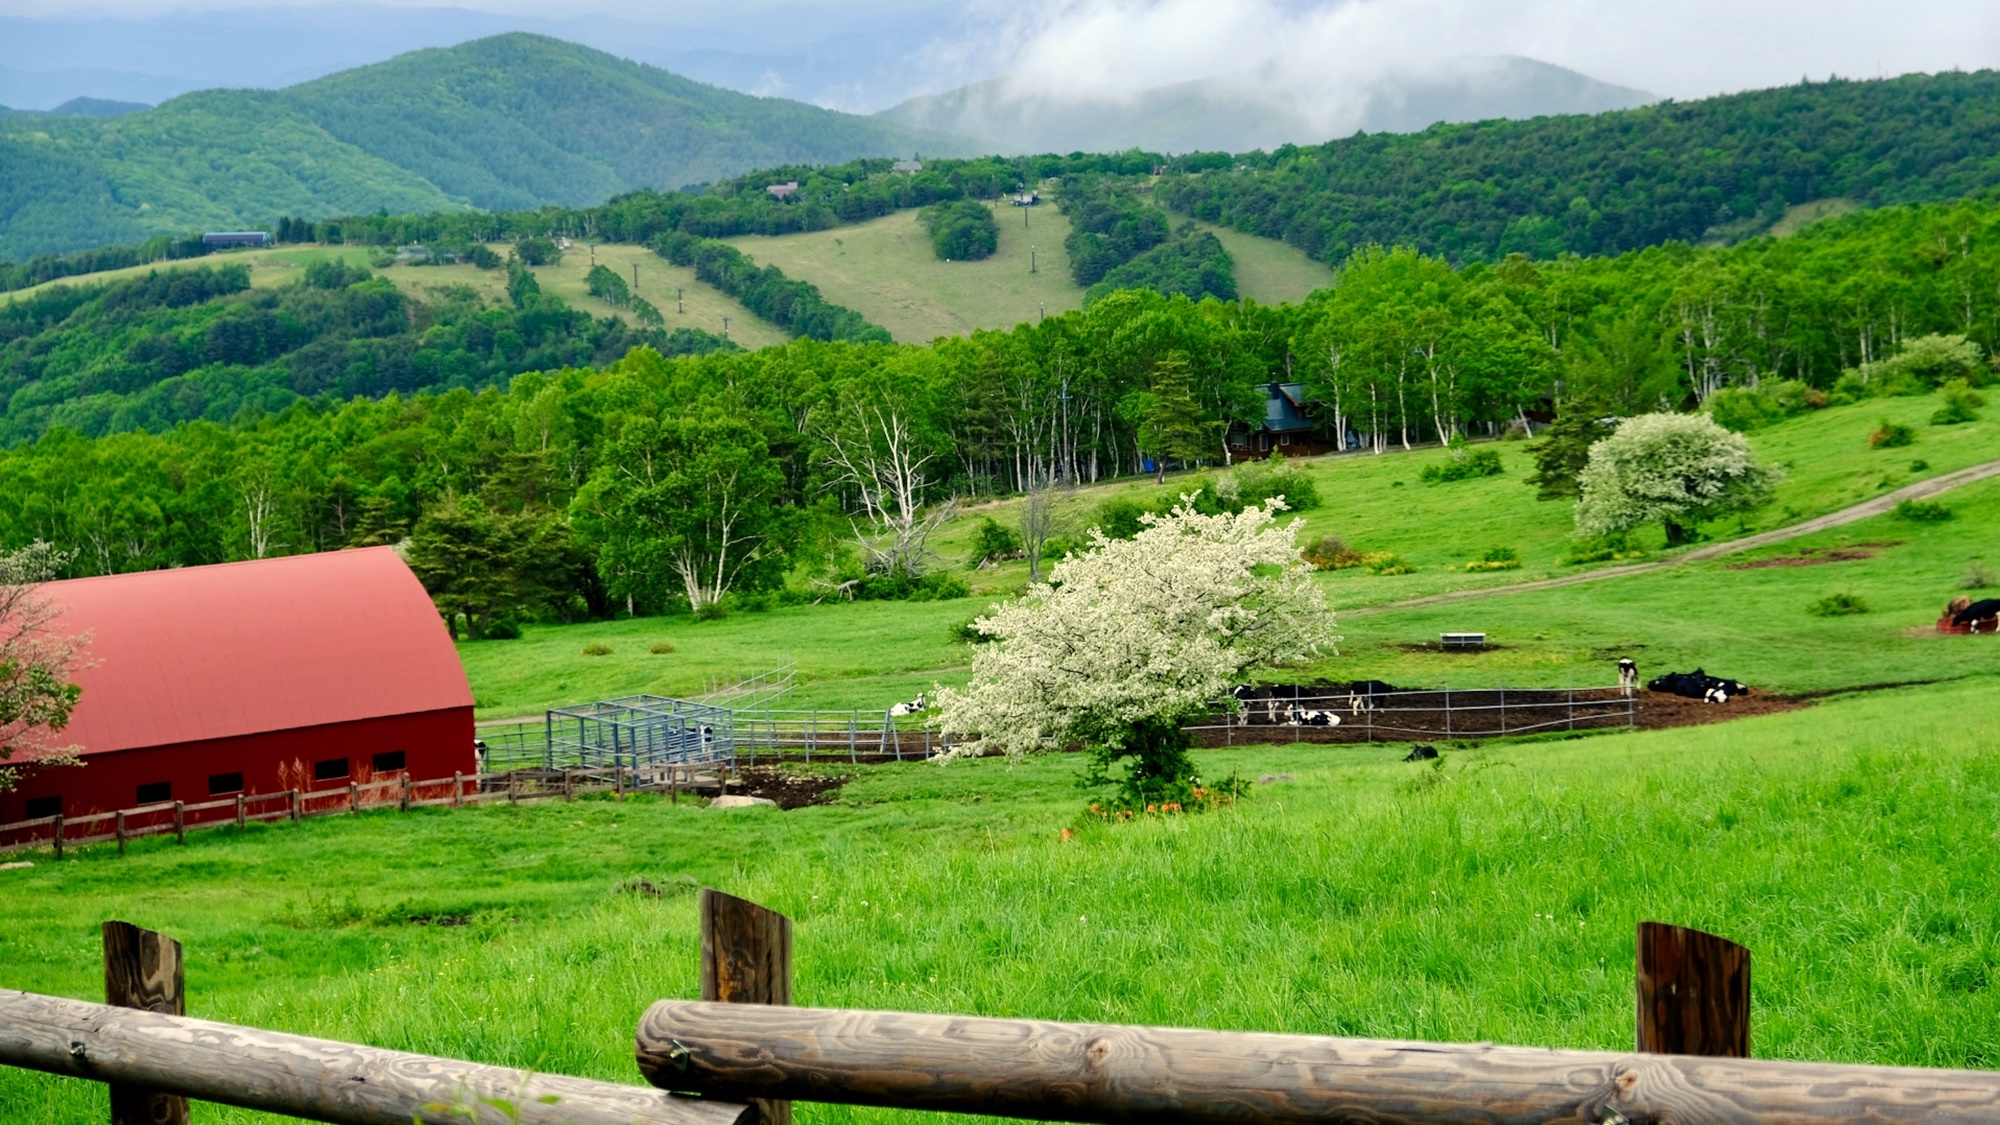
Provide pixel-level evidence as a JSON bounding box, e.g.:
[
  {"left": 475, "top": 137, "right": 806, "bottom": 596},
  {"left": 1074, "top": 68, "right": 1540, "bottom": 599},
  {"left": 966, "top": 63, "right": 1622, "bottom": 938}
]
[
  {"left": 0, "top": 35, "right": 968, "bottom": 262},
  {"left": 878, "top": 56, "right": 1655, "bottom": 155}
]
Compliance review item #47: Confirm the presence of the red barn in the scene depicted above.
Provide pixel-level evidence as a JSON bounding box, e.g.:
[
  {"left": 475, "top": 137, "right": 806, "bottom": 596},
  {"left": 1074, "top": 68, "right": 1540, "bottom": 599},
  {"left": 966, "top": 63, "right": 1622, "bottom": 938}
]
[{"left": 1, "top": 547, "right": 473, "bottom": 831}]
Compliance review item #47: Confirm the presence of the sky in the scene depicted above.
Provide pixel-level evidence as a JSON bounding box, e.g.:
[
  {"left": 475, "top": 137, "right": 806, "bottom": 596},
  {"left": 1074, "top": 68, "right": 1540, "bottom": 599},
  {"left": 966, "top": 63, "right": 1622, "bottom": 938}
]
[{"left": 2, "top": 0, "right": 1999, "bottom": 110}]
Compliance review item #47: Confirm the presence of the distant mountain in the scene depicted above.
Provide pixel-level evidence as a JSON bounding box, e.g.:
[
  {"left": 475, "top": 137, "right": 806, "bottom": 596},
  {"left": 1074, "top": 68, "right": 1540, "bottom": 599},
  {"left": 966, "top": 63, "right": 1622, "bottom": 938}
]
[
  {"left": 0, "top": 34, "right": 972, "bottom": 261},
  {"left": 878, "top": 56, "right": 1655, "bottom": 154}
]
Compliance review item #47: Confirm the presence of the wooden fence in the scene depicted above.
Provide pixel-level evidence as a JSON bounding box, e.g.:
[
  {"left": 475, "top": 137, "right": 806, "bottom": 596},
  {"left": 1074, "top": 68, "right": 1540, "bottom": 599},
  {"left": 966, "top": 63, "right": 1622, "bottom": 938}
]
[
  {"left": 0, "top": 764, "right": 737, "bottom": 856},
  {"left": 4, "top": 894, "right": 1999, "bottom": 1123}
]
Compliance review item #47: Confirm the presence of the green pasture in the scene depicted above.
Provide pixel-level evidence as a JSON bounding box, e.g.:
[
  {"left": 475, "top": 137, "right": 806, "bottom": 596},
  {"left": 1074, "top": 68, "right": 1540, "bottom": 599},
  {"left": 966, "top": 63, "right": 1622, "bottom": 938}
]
[
  {"left": 0, "top": 245, "right": 373, "bottom": 303},
  {"left": 5, "top": 678, "right": 1999, "bottom": 1123},
  {"left": 1186, "top": 216, "right": 1335, "bottom": 304},
  {"left": 460, "top": 387, "right": 1997, "bottom": 717},
  {"left": 724, "top": 203, "right": 1086, "bottom": 343}
]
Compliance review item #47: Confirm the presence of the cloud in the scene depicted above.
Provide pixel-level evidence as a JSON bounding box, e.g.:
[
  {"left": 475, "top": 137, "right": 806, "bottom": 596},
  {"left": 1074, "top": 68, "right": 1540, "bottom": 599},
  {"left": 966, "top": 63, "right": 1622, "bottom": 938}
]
[{"left": 957, "top": 0, "right": 2000, "bottom": 105}]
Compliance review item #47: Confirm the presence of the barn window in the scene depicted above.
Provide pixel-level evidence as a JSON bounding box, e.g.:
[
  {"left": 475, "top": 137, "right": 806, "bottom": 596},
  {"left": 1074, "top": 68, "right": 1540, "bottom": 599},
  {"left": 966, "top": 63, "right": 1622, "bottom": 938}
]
[
  {"left": 208, "top": 772, "right": 244, "bottom": 795},
  {"left": 372, "top": 751, "right": 407, "bottom": 773},
  {"left": 25, "top": 796, "right": 60, "bottom": 820},
  {"left": 1280, "top": 434, "right": 1293, "bottom": 446},
  {"left": 136, "top": 781, "right": 172, "bottom": 805},
  {"left": 313, "top": 758, "right": 350, "bottom": 782}
]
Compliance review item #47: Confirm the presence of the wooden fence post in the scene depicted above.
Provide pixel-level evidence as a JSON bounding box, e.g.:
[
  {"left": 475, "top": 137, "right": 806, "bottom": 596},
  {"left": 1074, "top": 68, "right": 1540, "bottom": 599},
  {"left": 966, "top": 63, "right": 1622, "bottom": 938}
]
[
  {"left": 235, "top": 794, "right": 246, "bottom": 830},
  {"left": 1637, "top": 921, "right": 1751, "bottom": 1057},
  {"left": 700, "top": 890, "right": 792, "bottom": 1125},
  {"left": 115, "top": 811, "right": 126, "bottom": 856},
  {"left": 348, "top": 782, "right": 359, "bottom": 815},
  {"left": 401, "top": 774, "right": 412, "bottom": 813},
  {"left": 289, "top": 789, "right": 300, "bottom": 824},
  {"left": 103, "top": 920, "right": 190, "bottom": 1125},
  {"left": 172, "top": 802, "right": 184, "bottom": 845},
  {"left": 52, "top": 813, "right": 64, "bottom": 860},
  {"left": 453, "top": 772, "right": 464, "bottom": 809},
  {"left": 563, "top": 769, "right": 574, "bottom": 803}
]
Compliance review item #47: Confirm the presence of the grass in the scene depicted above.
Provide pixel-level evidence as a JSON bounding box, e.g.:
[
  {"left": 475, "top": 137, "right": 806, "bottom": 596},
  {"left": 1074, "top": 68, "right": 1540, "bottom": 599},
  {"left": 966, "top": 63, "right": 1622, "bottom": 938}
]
[
  {"left": 1182, "top": 216, "right": 1334, "bottom": 304},
  {"left": 459, "top": 388, "right": 1998, "bottom": 715},
  {"left": 0, "top": 242, "right": 791, "bottom": 350},
  {"left": 4, "top": 677, "right": 1999, "bottom": 1124},
  {"left": 723, "top": 203, "right": 1087, "bottom": 343}
]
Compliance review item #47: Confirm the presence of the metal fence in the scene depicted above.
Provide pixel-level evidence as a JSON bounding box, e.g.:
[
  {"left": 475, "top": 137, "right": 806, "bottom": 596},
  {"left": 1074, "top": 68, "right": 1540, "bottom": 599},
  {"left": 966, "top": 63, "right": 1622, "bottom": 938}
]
[{"left": 1190, "top": 685, "right": 1636, "bottom": 745}]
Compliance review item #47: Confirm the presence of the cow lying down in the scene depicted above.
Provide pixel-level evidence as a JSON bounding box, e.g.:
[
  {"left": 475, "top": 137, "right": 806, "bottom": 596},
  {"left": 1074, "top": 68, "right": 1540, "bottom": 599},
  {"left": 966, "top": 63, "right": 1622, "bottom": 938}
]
[{"left": 1647, "top": 668, "right": 1749, "bottom": 703}]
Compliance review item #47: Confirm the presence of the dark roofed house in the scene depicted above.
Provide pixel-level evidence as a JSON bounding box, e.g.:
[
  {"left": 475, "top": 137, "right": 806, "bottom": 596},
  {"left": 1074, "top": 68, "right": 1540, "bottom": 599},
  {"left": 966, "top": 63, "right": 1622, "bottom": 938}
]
[
  {"left": 1227, "top": 382, "right": 1343, "bottom": 459},
  {"left": 201, "top": 231, "right": 270, "bottom": 248}
]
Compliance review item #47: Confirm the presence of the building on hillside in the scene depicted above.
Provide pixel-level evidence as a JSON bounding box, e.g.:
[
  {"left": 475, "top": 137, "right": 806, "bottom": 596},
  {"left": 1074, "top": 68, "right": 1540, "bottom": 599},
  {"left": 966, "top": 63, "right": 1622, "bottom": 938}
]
[
  {"left": 0, "top": 548, "right": 474, "bottom": 835},
  {"left": 1226, "top": 381, "right": 1346, "bottom": 459},
  {"left": 892, "top": 159, "right": 923, "bottom": 174},
  {"left": 1012, "top": 191, "right": 1040, "bottom": 206},
  {"left": 201, "top": 231, "right": 270, "bottom": 248},
  {"left": 766, "top": 181, "right": 800, "bottom": 200}
]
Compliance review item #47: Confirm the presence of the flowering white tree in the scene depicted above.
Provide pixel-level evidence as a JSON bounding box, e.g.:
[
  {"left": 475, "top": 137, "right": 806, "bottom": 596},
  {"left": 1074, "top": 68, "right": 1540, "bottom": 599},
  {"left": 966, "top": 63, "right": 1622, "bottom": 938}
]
[
  {"left": 934, "top": 496, "right": 1336, "bottom": 806},
  {"left": 1575, "top": 413, "right": 1781, "bottom": 546},
  {"left": 1, "top": 542, "right": 88, "bottom": 792}
]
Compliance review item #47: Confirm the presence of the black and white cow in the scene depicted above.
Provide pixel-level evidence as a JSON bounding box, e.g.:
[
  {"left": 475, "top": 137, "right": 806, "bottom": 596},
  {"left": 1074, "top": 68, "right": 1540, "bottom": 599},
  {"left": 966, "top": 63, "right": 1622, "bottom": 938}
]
[
  {"left": 1402, "top": 744, "right": 1439, "bottom": 762},
  {"left": 1283, "top": 704, "right": 1340, "bottom": 727},
  {"left": 889, "top": 692, "right": 927, "bottom": 717},
  {"left": 1339, "top": 679, "right": 1400, "bottom": 714},
  {"left": 1618, "top": 658, "right": 1638, "bottom": 697},
  {"left": 1646, "top": 668, "right": 1749, "bottom": 703}
]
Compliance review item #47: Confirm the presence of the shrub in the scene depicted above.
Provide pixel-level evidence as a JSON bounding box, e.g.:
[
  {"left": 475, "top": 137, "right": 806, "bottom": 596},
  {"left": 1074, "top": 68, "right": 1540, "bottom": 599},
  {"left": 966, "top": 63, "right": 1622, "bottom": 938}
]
[
  {"left": 1462, "top": 546, "right": 1522, "bottom": 571},
  {"left": 693, "top": 602, "right": 730, "bottom": 621},
  {"left": 736, "top": 591, "right": 773, "bottom": 613},
  {"left": 580, "top": 643, "right": 613, "bottom": 656},
  {"left": 1229, "top": 454, "right": 1321, "bottom": 511},
  {"left": 1562, "top": 533, "right": 1644, "bottom": 565},
  {"left": 1895, "top": 499, "right": 1954, "bottom": 522},
  {"left": 854, "top": 570, "right": 970, "bottom": 602},
  {"left": 482, "top": 616, "right": 522, "bottom": 640},
  {"left": 918, "top": 200, "right": 1000, "bottom": 261},
  {"left": 464, "top": 244, "right": 502, "bottom": 270},
  {"left": 1418, "top": 445, "right": 1503, "bottom": 484},
  {"left": 1911, "top": 459, "right": 1931, "bottom": 472},
  {"left": 1301, "top": 535, "right": 1364, "bottom": 571},
  {"left": 1868, "top": 419, "right": 1916, "bottom": 448},
  {"left": 649, "top": 641, "right": 676, "bottom": 654},
  {"left": 1964, "top": 561, "right": 1997, "bottom": 589},
  {"left": 971, "top": 517, "right": 1022, "bottom": 565},
  {"left": 1360, "top": 551, "right": 1413, "bottom": 576},
  {"left": 1041, "top": 536, "right": 1079, "bottom": 559},
  {"left": 514, "top": 236, "right": 562, "bottom": 266},
  {"left": 950, "top": 618, "right": 996, "bottom": 644},
  {"left": 1706, "top": 379, "right": 1816, "bottom": 433},
  {"left": 1931, "top": 379, "right": 1986, "bottom": 425},
  {"left": 1807, "top": 593, "right": 1871, "bottom": 616},
  {"left": 1094, "top": 496, "right": 1161, "bottom": 540}
]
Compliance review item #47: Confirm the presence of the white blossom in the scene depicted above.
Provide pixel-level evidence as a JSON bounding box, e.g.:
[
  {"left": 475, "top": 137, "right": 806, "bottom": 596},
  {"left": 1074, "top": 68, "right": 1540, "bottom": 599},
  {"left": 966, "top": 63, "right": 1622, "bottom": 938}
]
[
  {"left": 1574, "top": 412, "right": 1781, "bottom": 539},
  {"left": 934, "top": 495, "right": 1337, "bottom": 761}
]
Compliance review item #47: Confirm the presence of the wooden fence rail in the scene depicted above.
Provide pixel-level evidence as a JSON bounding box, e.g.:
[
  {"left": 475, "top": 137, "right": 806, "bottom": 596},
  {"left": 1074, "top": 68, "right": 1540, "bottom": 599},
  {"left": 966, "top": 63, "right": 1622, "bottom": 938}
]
[
  {"left": 636, "top": 999, "right": 2000, "bottom": 1124},
  {"left": 0, "top": 764, "right": 737, "bottom": 856},
  {"left": 0, "top": 990, "right": 748, "bottom": 1125}
]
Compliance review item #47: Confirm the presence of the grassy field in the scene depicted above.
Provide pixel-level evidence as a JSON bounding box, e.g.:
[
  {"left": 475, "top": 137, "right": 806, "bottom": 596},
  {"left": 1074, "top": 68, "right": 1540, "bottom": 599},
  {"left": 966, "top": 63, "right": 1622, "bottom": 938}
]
[
  {"left": 0, "top": 242, "right": 791, "bottom": 349},
  {"left": 1185, "top": 217, "right": 1334, "bottom": 304},
  {"left": 457, "top": 387, "right": 1998, "bottom": 717},
  {"left": 724, "top": 203, "right": 1086, "bottom": 343},
  {"left": 5, "top": 677, "right": 1999, "bottom": 1124}
]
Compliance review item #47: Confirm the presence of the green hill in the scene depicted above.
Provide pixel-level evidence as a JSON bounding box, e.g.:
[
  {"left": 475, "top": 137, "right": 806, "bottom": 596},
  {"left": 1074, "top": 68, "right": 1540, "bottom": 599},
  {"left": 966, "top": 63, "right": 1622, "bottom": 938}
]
[
  {"left": 0, "top": 34, "right": 971, "bottom": 262},
  {"left": 1159, "top": 69, "right": 2000, "bottom": 264}
]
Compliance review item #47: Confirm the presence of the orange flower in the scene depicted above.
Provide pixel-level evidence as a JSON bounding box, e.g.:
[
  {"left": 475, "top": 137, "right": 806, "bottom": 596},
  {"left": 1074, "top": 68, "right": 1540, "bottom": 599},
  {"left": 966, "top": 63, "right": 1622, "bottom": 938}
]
[{"left": 1060, "top": 828, "right": 1074, "bottom": 842}]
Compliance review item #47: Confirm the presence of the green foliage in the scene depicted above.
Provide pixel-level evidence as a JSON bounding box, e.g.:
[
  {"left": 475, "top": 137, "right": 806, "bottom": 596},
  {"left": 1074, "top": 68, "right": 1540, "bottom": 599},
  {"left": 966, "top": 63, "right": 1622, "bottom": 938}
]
[
  {"left": 584, "top": 264, "right": 631, "bottom": 306},
  {"left": 971, "top": 518, "right": 1022, "bottom": 564},
  {"left": 1085, "top": 229, "right": 1237, "bottom": 305},
  {"left": 1575, "top": 413, "right": 1781, "bottom": 545},
  {"left": 1869, "top": 418, "right": 1917, "bottom": 448},
  {"left": 1706, "top": 379, "right": 1820, "bottom": 433},
  {"left": 1561, "top": 532, "right": 1644, "bottom": 566},
  {"left": 1525, "top": 398, "right": 1617, "bottom": 500},
  {"left": 1223, "top": 454, "right": 1320, "bottom": 512},
  {"left": 1931, "top": 380, "right": 1986, "bottom": 425},
  {"left": 1894, "top": 498, "right": 1954, "bottom": 522},
  {"left": 1155, "top": 70, "right": 2000, "bottom": 264},
  {"left": 405, "top": 494, "right": 587, "bottom": 640},
  {"left": 1965, "top": 561, "right": 1997, "bottom": 589},
  {"left": 918, "top": 200, "right": 999, "bottom": 261},
  {"left": 1360, "top": 551, "right": 1414, "bottom": 575},
  {"left": 650, "top": 231, "right": 891, "bottom": 343},
  {"left": 1137, "top": 353, "right": 1221, "bottom": 478},
  {"left": 514, "top": 236, "right": 562, "bottom": 267},
  {"left": 1807, "top": 592, "right": 1872, "bottom": 616},
  {"left": 1419, "top": 445, "right": 1504, "bottom": 484},
  {"left": 1462, "top": 546, "right": 1522, "bottom": 571},
  {"left": 579, "top": 642, "right": 612, "bottom": 655},
  {"left": 1060, "top": 176, "right": 1172, "bottom": 286}
]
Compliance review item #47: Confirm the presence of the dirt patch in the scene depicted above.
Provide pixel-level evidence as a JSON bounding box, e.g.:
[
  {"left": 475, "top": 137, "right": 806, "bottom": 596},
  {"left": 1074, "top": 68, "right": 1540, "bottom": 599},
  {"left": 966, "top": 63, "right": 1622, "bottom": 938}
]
[
  {"left": 1729, "top": 543, "right": 1899, "bottom": 569},
  {"left": 406, "top": 913, "right": 470, "bottom": 927},
  {"left": 1194, "top": 682, "right": 1813, "bottom": 746},
  {"left": 731, "top": 765, "right": 848, "bottom": 810}
]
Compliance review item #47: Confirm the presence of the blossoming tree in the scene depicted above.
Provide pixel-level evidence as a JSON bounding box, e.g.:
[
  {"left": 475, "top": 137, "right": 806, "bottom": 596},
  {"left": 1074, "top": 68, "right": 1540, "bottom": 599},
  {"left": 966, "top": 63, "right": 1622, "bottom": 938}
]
[
  {"left": 1575, "top": 412, "right": 1781, "bottom": 545},
  {"left": 934, "top": 496, "right": 1336, "bottom": 807},
  {"left": 2, "top": 542, "right": 86, "bottom": 792}
]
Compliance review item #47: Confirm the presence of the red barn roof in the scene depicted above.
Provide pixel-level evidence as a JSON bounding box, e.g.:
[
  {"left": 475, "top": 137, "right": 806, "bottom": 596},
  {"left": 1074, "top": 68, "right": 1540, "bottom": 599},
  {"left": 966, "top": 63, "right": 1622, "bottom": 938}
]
[{"left": 39, "top": 548, "right": 470, "bottom": 756}]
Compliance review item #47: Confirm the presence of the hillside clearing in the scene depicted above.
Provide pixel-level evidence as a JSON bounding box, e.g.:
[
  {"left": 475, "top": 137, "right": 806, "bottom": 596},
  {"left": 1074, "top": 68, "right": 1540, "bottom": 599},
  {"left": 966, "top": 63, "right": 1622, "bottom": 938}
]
[
  {"left": 724, "top": 203, "right": 1086, "bottom": 343},
  {"left": 1183, "top": 216, "right": 1334, "bottom": 303},
  {"left": 3, "top": 677, "right": 1997, "bottom": 1125}
]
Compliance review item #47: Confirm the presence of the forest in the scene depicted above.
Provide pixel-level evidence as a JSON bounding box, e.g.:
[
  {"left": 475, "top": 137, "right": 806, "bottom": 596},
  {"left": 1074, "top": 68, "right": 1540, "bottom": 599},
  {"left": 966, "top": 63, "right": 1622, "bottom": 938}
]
[
  {"left": 0, "top": 259, "right": 732, "bottom": 444},
  {"left": 3, "top": 194, "right": 1998, "bottom": 635}
]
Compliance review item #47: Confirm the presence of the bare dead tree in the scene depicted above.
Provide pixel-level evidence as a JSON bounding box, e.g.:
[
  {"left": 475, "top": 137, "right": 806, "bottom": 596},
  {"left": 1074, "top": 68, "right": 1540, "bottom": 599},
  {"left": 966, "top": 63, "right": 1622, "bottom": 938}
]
[
  {"left": 1, "top": 542, "right": 90, "bottom": 791},
  {"left": 1019, "top": 477, "right": 1061, "bottom": 583},
  {"left": 813, "top": 402, "right": 954, "bottom": 577}
]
